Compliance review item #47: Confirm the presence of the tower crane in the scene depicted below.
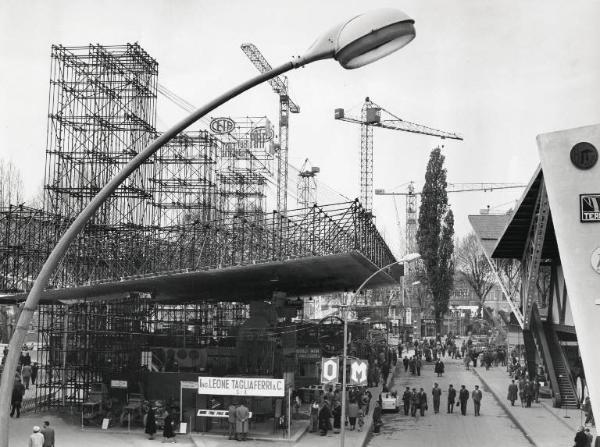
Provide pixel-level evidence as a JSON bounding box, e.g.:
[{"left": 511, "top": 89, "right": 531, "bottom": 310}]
[
  {"left": 376, "top": 182, "right": 526, "bottom": 255},
  {"left": 241, "top": 43, "right": 300, "bottom": 215},
  {"left": 297, "top": 159, "right": 320, "bottom": 208},
  {"left": 335, "top": 97, "right": 463, "bottom": 215}
]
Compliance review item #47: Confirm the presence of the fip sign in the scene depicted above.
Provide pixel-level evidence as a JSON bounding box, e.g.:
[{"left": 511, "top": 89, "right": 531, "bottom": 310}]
[{"left": 321, "top": 357, "right": 339, "bottom": 384}]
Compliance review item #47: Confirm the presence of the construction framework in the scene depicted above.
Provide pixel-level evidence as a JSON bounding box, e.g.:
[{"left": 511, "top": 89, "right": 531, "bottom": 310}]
[{"left": 0, "top": 43, "right": 399, "bottom": 409}]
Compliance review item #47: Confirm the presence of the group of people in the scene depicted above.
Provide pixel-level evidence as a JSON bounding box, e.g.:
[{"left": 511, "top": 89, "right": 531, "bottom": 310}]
[
  {"left": 144, "top": 406, "right": 177, "bottom": 443},
  {"left": 506, "top": 378, "right": 540, "bottom": 407},
  {"left": 399, "top": 383, "right": 483, "bottom": 417},
  {"left": 310, "top": 385, "right": 375, "bottom": 436},
  {"left": 26, "top": 421, "right": 54, "bottom": 447},
  {"left": 226, "top": 401, "right": 250, "bottom": 441}
]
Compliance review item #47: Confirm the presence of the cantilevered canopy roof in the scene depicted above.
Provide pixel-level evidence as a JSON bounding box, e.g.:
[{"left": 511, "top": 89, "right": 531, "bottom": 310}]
[
  {"left": 484, "top": 166, "right": 559, "bottom": 259},
  {"left": 0, "top": 251, "right": 403, "bottom": 305}
]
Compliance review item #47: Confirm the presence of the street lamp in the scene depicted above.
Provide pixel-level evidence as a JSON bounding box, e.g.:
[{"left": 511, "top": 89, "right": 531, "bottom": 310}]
[
  {"left": 339, "top": 253, "right": 420, "bottom": 447},
  {"left": 0, "top": 8, "right": 416, "bottom": 445}
]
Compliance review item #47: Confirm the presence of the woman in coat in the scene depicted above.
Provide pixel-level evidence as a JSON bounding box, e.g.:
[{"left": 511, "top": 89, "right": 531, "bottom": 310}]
[
  {"left": 318, "top": 400, "right": 331, "bottom": 436},
  {"left": 145, "top": 406, "right": 157, "bottom": 440},
  {"left": 309, "top": 400, "right": 319, "bottom": 432},
  {"left": 372, "top": 401, "right": 383, "bottom": 433},
  {"left": 162, "top": 410, "right": 176, "bottom": 443},
  {"left": 347, "top": 400, "right": 359, "bottom": 430}
]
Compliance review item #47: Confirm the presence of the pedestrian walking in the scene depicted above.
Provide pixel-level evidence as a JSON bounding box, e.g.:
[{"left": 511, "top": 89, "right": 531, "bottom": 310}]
[
  {"left": 507, "top": 380, "right": 518, "bottom": 406},
  {"left": 416, "top": 357, "right": 422, "bottom": 376},
  {"left": 309, "top": 400, "right": 319, "bottom": 433},
  {"left": 10, "top": 378, "right": 25, "bottom": 418},
  {"left": 403, "top": 356, "right": 409, "bottom": 373},
  {"left": 525, "top": 379, "right": 534, "bottom": 407},
  {"left": 574, "top": 426, "right": 588, "bottom": 447},
  {"left": 585, "top": 428, "right": 593, "bottom": 447},
  {"left": 434, "top": 359, "right": 445, "bottom": 377},
  {"left": 29, "top": 426, "right": 45, "bottom": 447},
  {"left": 372, "top": 401, "right": 383, "bottom": 433},
  {"left": 31, "top": 363, "right": 39, "bottom": 386},
  {"left": 432, "top": 383, "right": 442, "bottom": 414},
  {"left": 41, "top": 421, "right": 55, "bottom": 447},
  {"left": 318, "top": 400, "right": 331, "bottom": 436},
  {"left": 357, "top": 408, "right": 365, "bottom": 432},
  {"left": 518, "top": 378, "right": 526, "bottom": 407},
  {"left": 145, "top": 406, "right": 157, "bottom": 440},
  {"left": 402, "top": 387, "right": 411, "bottom": 416},
  {"left": 447, "top": 384, "right": 456, "bottom": 413},
  {"left": 22, "top": 364, "right": 32, "bottom": 390},
  {"left": 583, "top": 396, "right": 595, "bottom": 426},
  {"left": 418, "top": 388, "right": 428, "bottom": 417},
  {"left": 348, "top": 400, "right": 359, "bottom": 430},
  {"left": 533, "top": 380, "right": 540, "bottom": 403},
  {"left": 228, "top": 402, "right": 237, "bottom": 439},
  {"left": 472, "top": 385, "right": 482, "bottom": 416},
  {"left": 410, "top": 388, "right": 419, "bottom": 418},
  {"left": 459, "top": 385, "right": 469, "bottom": 416},
  {"left": 235, "top": 401, "right": 250, "bottom": 441},
  {"left": 162, "top": 410, "right": 176, "bottom": 443}
]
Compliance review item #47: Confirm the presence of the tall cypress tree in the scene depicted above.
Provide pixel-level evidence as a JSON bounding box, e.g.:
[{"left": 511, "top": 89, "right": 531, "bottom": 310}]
[{"left": 416, "top": 147, "right": 455, "bottom": 334}]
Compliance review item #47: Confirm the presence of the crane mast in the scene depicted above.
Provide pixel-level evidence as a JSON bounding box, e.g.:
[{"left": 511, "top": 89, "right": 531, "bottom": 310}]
[
  {"left": 335, "top": 97, "right": 463, "bottom": 214},
  {"left": 375, "top": 182, "right": 526, "bottom": 255},
  {"left": 241, "top": 43, "right": 300, "bottom": 215}
]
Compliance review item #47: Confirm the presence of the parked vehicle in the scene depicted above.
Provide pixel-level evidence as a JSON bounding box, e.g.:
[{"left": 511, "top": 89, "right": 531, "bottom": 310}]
[{"left": 380, "top": 392, "right": 400, "bottom": 412}]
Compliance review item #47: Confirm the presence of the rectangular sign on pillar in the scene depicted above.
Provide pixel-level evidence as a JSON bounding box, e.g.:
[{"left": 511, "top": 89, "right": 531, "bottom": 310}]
[
  {"left": 537, "top": 123, "right": 600, "bottom": 423},
  {"left": 349, "top": 359, "right": 368, "bottom": 386},
  {"left": 320, "top": 357, "right": 339, "bottom": 384}
]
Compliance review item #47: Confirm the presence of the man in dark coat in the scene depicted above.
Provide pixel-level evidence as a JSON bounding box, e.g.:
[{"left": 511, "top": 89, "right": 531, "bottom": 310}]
[
  {"left": 459, "top": 385, "right": 469, "bottom": 416},
  {"left": 507, "top": 380, "right": 518, "bottom": 406},
  {"left": 472, "top": 385, "right": 483, "bottom": 416},
  {"left": 41, "top": 420, "right": 55, "bottom": 447},
  {"left": 402, "top": 387, "right": 411, "bottom": 416},
  {"left": 416, "top": 357, "right": 422, "bottom": 376},
  {"left": 318, "top": 400, "right": 331, "bottom": 436},
  {"left": 145, "top": 407, "right": 157, "bottom": 440},
  {"left": 525, "top": 380, "right": 534, "bottom": 407},
  {"left": 409, "top": 357, "right": 416, "bottom": 375},
  {"left": 410, "top": 388, "right": 419, "bottom": 417},
  {"left": 434, "top": 359, "right": 445, "bottom": 377},
  {"left": 10, "top": 378, "right": 25, "bottom": 418},
  {"left": 403, "top": 356, "right": 409, "bottom": 373},
  {"left": 418, "top": 388, "right": 428, "bottom": 417},
  {"left": 431, "top": 383, "right": 442, "bottom": 414},
  {"left": 372, "top": 401, "right": 383, "bottom": 433},
  {"left": 447, "top": 384, "right": 456, "bottom": 413},
  {"left": 31, "top": 363, "right": 39, "bottom": 386}
]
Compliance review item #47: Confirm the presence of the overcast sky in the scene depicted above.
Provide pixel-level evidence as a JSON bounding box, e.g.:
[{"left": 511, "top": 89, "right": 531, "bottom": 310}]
[{"left": 1, "top": 0, "right": 599, "bottom": 256}]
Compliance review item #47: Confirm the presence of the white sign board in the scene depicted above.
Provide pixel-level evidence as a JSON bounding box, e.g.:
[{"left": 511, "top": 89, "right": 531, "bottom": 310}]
[
  {"left": 197, "top": 409, "right": 253, "bottom": 418},
  {"left": 179, "top": 422, "right": 187, "bottom": 434},
  {"left": 101, "top": 418, "right": 110, "bottom": 430},
  {"left": 350, "top": 359, "right": 368, "bottom": 386},
  {"left": 321, "top": 357, "right": 339, "bottom": 384},
  {"left": 181, "top": 381, "right": 198, "bottom": 390},
  {"left": 110, "top": 380, "right": 127, "bottom": 389},
  {"left": 198, "top": 377, "right": 284, "bottom": 397}
]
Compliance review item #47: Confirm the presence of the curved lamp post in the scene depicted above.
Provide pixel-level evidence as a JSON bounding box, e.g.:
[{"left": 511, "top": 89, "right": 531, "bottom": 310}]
[
  {"left": 339, "top": 252, "right": 420, "bottom": 447},
  {"left": 0, "top": 8, "right": 415, "bottom": 445}
]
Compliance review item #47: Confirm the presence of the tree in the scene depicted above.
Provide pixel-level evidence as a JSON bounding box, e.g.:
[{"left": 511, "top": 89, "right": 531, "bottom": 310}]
[
  {"left": 0, "top": 159, "right": 24, "bottom": 208},
  {"left": 416, "top": 147, "right": 455, "bottom": 334},
  {"left": 456, "top": 232, "right": 495, "bottom": 319}
]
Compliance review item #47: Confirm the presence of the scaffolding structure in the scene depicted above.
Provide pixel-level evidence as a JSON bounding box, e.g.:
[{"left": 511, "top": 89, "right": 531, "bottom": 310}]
[{"left": 0, "top": 43, "right": 399, "bottom": 410}]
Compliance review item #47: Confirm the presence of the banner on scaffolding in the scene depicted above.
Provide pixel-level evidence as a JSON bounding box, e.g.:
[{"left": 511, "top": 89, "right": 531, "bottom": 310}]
[{"left": 197, "top": 376, "right": 285, "bottom": 397}]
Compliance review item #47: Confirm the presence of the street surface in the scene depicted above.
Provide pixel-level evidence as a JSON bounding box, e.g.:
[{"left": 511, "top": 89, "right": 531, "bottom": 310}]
[{"left": 367, "top": 356, "right": 531, "bottom": 447}]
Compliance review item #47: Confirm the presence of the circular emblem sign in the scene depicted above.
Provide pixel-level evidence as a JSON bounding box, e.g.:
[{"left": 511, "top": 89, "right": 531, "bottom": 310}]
[
  {"left": 209, "top": 117, "right": 235, "bottom": 135},
  {"left": 570, "top": 142, "right": 598, "bottom": 170},
  {"left": 591, "top": 247, "right": 600, "bottom": 275}
]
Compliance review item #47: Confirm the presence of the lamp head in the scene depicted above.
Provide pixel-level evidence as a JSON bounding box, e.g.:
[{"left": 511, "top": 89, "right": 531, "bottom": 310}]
[{"left": 298, "top": 8, "right": 415, "bottom": 68}]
